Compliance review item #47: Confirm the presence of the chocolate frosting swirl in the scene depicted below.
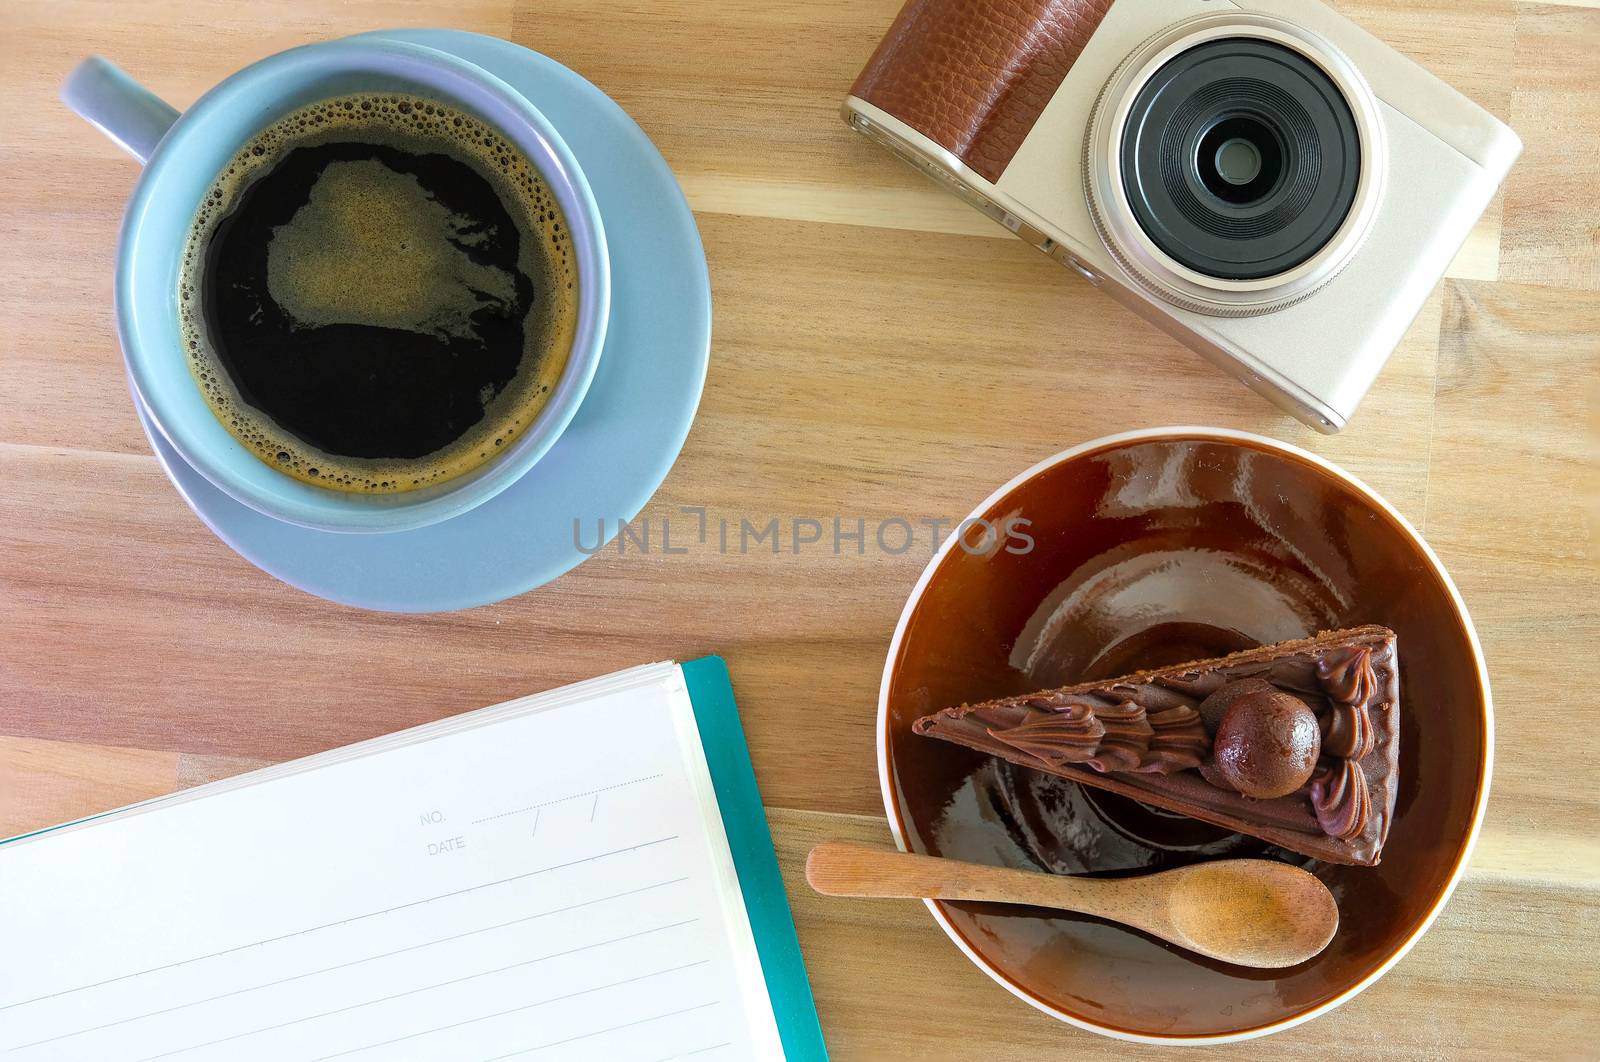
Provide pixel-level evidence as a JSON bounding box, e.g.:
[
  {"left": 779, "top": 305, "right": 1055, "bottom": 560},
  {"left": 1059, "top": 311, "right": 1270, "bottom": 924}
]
[
  {"left": 985, "top": 698, "right": 1207, "bottom": 775},
  {"left": 1085, "top": 700, "right": 1153, "bottom": 773},
  {"left": 1321, "top": 702, "right": 1375, "bottom": 760},
  {"left": 1310, "top": 760, "right": 1372, "bottom": 840},
  {"left": 983, "top": 702, "right": 1104, "bottom": 765},
  {"left": 1137, "top": 705, "right": 1210, "bottom": 773},
  {"left": 1316, "top": 645, "right": 1378, "bottom": 760},
  {"left": 1318, "top": 645, "right": 1376, "bottom": 706}
]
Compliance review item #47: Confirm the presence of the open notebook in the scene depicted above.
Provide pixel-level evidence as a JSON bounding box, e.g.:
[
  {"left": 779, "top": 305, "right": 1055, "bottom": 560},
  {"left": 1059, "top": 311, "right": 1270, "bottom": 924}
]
[{"left": 0, "top": 658, "right": 825, "bottom": 1061}]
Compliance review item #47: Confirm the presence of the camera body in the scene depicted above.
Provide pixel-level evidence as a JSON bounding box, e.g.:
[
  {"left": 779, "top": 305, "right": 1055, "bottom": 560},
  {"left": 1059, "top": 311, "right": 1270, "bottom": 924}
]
[{"left": 845, "top": 0, "right": 1520, "bottom": 431}]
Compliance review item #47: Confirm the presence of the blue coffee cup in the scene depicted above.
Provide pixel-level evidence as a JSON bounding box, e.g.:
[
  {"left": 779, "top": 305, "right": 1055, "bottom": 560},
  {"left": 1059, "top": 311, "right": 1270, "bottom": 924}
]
[{"left": 63, "top": 39, "right": 609, "bottom": 533}]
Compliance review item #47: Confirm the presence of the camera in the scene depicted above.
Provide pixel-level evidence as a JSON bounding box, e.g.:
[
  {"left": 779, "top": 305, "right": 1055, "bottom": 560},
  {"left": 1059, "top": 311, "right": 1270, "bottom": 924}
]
[{"left": 844, "top": 0, "right": 1520, "bottom": 431}]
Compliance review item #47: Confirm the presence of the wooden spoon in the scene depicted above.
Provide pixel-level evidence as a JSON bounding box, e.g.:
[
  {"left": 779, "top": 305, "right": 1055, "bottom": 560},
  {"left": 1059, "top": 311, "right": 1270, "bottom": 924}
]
[{"left": 806, "top": 842, "right": 1338, "bottom": 968}]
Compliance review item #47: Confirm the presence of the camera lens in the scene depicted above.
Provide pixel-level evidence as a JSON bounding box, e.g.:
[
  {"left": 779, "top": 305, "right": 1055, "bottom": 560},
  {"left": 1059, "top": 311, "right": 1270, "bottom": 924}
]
[
  {"left": 1213, "top": 137, "right": 1261, "bottom": 185},
  {"left": 1119, "top": 37, "right": 1361, "bottom": 280},
  {"left": 1198, "top": 117, "right": 1280, "bottom": 202}
]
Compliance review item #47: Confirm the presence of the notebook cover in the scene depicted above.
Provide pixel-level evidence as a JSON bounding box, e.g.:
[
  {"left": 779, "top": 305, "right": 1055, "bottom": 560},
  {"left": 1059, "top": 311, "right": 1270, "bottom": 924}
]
[{"left": 680, "top": 656, "right": 829, "bottom": 1062}]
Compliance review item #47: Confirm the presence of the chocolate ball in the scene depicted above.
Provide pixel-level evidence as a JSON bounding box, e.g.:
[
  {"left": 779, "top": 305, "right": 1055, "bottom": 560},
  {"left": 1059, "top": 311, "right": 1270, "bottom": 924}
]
[{"left": 1211, "top": 684, "right": 1321, "bottom": 799}]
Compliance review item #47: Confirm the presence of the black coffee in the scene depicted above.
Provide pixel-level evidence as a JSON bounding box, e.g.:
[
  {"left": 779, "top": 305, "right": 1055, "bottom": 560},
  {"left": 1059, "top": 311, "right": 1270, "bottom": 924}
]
[{"left": 179, "top": 94, "right": 578, "bottom": 493}]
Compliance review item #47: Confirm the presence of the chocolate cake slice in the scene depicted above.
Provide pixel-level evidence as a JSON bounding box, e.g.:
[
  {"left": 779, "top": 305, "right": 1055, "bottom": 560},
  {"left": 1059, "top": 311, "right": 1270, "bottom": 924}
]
[{"left": 913, "top": 626, "right": 1400, "bottom": 865}]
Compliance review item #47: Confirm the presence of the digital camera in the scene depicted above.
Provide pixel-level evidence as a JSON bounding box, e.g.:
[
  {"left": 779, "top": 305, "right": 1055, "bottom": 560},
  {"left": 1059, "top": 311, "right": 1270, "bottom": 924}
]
[{"left": 845, "top": 0, "right": 1520, "bottom": 431}]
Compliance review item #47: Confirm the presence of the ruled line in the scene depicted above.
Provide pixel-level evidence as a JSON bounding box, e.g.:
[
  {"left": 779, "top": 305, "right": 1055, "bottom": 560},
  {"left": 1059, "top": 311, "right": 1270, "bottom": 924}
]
[
  {"left": 648, "top": 1043, "right": 732, "bottom": 1061},
  {"left": 477, "top": 1002, "right": 721, "bottom": 1061},
  {"left": 307, "top": 961, "right": 711, "bottom": 1061},
  {"left": 470, "top": 774, "right": 664, "bottom": 825},
  {"left": 13, "top": 878, "right": 691, "bottom": 1050},
  {"left": 0, "top": 836, "right": 678, "bottom": 1013},
  {"left": 131, "top": 920, "right": 701, "bottom": 1062}
]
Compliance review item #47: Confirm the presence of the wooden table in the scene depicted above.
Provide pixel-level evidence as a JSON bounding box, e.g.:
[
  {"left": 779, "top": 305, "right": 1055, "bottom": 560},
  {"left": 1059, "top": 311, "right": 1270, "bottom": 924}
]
[{"left": 3, "top": 0, "right": 1597, "bottom": 1057}]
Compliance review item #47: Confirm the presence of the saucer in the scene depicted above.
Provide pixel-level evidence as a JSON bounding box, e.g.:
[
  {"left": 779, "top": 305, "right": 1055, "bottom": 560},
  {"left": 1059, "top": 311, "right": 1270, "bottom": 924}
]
[
  {"left": 130, "top": 30, "right": 710, "bottom": 612},
  {"left": 880, "top": 428, "right": 1491, "bottom": 1043}
]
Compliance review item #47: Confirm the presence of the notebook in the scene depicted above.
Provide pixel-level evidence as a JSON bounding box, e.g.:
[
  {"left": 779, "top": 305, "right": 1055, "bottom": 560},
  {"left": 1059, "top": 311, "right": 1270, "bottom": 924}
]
[{"left": 0, "top": 657, "right": 826, "bottom": 1062}]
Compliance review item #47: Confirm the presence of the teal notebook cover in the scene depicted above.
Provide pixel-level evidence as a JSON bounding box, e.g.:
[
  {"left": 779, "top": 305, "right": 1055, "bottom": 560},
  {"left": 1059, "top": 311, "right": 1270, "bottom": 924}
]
[{"left": 681, "top": 656, "right": 829, "bottom": 1062}]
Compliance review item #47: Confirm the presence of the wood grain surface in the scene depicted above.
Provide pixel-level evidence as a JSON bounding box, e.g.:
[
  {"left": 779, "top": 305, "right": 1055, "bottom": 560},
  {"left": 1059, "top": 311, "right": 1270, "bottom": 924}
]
[{"left": 2, "top": 0, "right": 1598, "bottom": 1057}]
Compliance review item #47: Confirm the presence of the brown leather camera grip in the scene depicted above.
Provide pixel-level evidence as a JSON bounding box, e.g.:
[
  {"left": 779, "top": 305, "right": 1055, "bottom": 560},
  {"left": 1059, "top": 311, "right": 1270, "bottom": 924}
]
[{"left": 851, "top": 0, "right": 1114, "bottom": 183}]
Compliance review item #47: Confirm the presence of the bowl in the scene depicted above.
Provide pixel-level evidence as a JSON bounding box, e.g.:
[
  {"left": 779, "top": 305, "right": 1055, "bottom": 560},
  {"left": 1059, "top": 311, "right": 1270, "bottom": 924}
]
[{"left": 878, "top": 427, "right": 1491, "bottom": 1043}]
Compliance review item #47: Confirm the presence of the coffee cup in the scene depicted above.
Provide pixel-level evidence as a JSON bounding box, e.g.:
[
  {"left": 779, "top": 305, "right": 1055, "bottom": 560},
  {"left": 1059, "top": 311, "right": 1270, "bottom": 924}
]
[{"left": 63, "top": 39, "right": 609, "bottom": 533}]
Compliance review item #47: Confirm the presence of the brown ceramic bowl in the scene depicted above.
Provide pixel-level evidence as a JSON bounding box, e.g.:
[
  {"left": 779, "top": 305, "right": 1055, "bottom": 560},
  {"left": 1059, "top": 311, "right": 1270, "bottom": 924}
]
[{"left": 878, "top": 428, "right": 1491, "bottom": 1044}]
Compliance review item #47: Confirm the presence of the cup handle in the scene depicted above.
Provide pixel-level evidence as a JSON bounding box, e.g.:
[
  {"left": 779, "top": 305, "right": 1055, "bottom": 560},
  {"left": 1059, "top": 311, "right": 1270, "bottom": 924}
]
[{"left": 62, "top": 56, "right": 180, "bottom": 165}]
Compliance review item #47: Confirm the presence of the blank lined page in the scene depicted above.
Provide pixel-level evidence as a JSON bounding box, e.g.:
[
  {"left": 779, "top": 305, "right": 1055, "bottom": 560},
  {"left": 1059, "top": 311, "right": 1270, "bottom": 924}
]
[{"left": 0, "top": 664, "right": 784, "bottom": 1061}]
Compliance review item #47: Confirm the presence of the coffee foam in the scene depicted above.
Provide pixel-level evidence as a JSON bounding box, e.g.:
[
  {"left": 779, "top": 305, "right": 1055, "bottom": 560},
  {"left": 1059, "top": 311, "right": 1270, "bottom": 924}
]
[{"left": 178, "top": 94, "right": 579, "bottom": 494}]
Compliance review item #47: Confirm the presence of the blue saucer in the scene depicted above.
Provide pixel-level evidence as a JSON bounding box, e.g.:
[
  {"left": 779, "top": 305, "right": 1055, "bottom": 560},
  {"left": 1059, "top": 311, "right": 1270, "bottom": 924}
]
[{"left": 132, "top": 31, "right": 711, "bottom": 612}]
